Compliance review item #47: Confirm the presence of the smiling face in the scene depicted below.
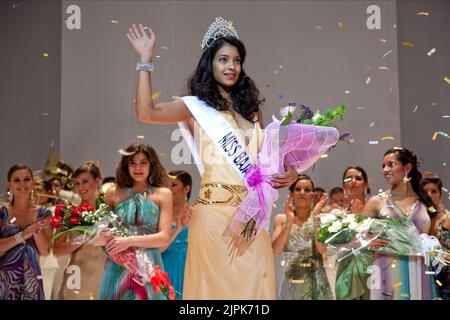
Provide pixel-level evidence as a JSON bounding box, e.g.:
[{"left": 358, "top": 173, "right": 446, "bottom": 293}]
[
  {"left": 343, "top": 168, "right": 368, "bottom": 198},
  {"left": 212, "top": 43, "right": 241, "bottom": 89},
  {"left": 73, "top": 172, "right": 100, "bottom": 204},
  {"left": 291, "top": 179, "right": 315, "bottom": 208},
  {"left": 168, "top": 178, "right": 188, "bottom": 201},
  {"left": 382, "top": 153, "right": 411, "bottom": 186},
  {"left": 128, "top": 152, "right": 150, "bottom": 184},
  {"left": 422, "top": 182, "right": 441, "bottom": 206},
  {"left": 8, "top": 169, "right": 34, "bottom": 199}
]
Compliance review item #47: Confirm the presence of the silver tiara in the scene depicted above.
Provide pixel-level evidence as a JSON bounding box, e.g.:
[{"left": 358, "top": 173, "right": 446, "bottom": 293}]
[{"left": 201, "top": 17, "right": 239, "bottom": 50}]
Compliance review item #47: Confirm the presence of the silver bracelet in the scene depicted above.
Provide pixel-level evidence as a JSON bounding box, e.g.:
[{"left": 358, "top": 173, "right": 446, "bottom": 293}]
[
  {"left": 136, "top": 61, "right": 154, "bottom": 73},
  {"left": 14, "top": 232, "right": 25, "bottom": 244}
]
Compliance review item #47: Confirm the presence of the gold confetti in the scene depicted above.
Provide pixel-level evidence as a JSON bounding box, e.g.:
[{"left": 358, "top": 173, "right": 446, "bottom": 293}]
[
  {"left": 443, "top": 76, "right": 450, "bottom": 85},
  {"left": 42, "top": 52, "right": 49, "bottom": 58},
  {"left": 168, "top": 174, "right": 177, "bottom": 180},
  {"left": 378, "top": 66, "right": 389, "bottom": 70},
  {"left": 289, "top": 279, "right": 305, "bottom": 284},
  {"left": 160, "top": 46, "right": 169, "bottom": 50},
  {"left": 349, "top": 139, "right": 355, "bottom": 143},
  {"left": 88, "top": 292, "right": 94, "bottom": 300},
  {"left": 417, "top": 11, "right": 429, "bottom": 16},
  {"left": 338, "top": 22, "right": 345, "bottom": 31},
  {"left": 436, "top": 280, "right": 443, "bottom": 286},
  {"left": 265, "top": 84, "right": 272, "bottom": 88},
  {"left": 110, "top": 19, "right": 119, "bottom": 24},
  {"left": 432, "top": 132, "right": 438, "bottom": 141},
  {"left": 432, "top": 102, "right": 438, "bottom": 106},
  {"left": 136, "top": 135, "right": 145, "bottom": 139},
  {"left": 227, "top": 20, "right": 234, "bottom": 28},
  {"left": 381, "top": 136, "right": 394, "bottom": 141},
  {"left": 159, "top": 152, "right": 166, "bottom": 157},
  {"left": 402, "top": 41, "right": 414, "bottom": 47},
  {"left": 151, "top": 91, "right": 161, "bottom": 100},
  {"left": 393, "top": 282, "right": 402, "bottom": 289},
  {"left": 379, "top": 38, "right": 387, "bottom": 43},
  {"left": 428, "top": 206, "right": 437, "bottom": 213}
]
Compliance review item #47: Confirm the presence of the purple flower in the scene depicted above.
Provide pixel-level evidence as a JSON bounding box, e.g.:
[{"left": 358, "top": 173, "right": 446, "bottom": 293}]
[{"left": 297, "top": 104, "right": 314, "bottom": 122}]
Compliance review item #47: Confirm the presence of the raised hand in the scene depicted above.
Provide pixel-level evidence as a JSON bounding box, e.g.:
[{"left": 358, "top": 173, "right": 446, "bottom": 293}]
[
  {"left": 284, "top": 195, "right": 296, "bottom": 225},
  {"left": 349, "top": 198, "right": 364, "bottom": 214},
  {"left": 126, "top": 23, "right": 156, "bottom": 62},
  {"left": 272, "top": 162, "right": 297, "bottom": 189}
]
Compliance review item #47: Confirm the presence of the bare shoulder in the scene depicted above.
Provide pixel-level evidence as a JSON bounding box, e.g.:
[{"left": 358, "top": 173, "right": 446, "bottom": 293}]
[
  {"left": 153, "top": 187, "right": 172, "bottom": 198},
  {"left": 274, "top": 214, "right": 287, "bottom": 225},
  {"left": 105, "top": 184, "right": 126, "bottom": 207},
  {"left": 363, "top": 195, "right": 383, "bottom": 217}
]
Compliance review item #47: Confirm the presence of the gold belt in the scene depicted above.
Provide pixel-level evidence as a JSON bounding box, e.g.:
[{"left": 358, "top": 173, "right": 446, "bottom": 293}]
[{"left": 196, "top": 183, "right": 248, "bottom": 207}]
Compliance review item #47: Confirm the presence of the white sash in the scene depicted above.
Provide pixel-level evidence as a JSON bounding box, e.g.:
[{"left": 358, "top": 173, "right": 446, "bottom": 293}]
[{"left": 178, "top": 96, "right": 254, "bottom": 187}]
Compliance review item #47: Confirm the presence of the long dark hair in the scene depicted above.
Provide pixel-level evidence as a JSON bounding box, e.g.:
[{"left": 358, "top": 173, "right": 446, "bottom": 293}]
[
  {"left": 342, "top": 166, "right": 371, "bottom": 194},
  {"left": 289, "top": 174, "right": 315, "bottom": 192},
  {"left": 187, "top": 36, "right": 264, "bottom": 122},
  {"left": 420, "top": 175, "right": 443, "bottom": 197},
  {"left": 168, "top": 170, "right": 193, "bottom": 200},
  {"left": 384, "top": 147, "right": 436, "bottom": 217},
  {"left": 116, "top": 144, "right": 167, "bottom": 188}
]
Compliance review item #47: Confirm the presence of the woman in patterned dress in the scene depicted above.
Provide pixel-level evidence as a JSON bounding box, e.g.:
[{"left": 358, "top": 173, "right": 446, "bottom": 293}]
[{"left": 0, "top": 164, "right": 52, "bottom": 300}]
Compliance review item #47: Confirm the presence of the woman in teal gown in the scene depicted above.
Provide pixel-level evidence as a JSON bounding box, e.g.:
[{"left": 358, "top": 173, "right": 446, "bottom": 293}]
[
  {"left": 99, "top": 143, "right": 173, "bottom": 300},
  {"left": 162, "top": 170, "right": 193, "bottom": 300}
]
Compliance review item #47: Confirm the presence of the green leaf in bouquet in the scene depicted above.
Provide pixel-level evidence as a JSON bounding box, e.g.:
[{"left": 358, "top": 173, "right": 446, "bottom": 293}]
[
  {"left": 51, "top": 225, "right": 91, "bottom": 241},
  {"left": 280, "top": 110, "right": 293, "bottom": 126}
]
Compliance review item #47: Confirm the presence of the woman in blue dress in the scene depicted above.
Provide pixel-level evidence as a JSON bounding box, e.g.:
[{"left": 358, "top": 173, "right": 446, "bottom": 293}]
[
  {"left": 162, "top": 170, "right": 193, "bottom": 300},
  {"left": 0, "top": 164, "right": 52, "bottom": 300},
  {"left": 98, "top": 143, "right": 172, "bottom": 300}
]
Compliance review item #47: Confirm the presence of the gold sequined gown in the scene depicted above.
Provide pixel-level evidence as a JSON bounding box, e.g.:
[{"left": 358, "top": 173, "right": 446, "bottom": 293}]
[{"left": 183, "top": 110, "right": 276, "bottom": 299}]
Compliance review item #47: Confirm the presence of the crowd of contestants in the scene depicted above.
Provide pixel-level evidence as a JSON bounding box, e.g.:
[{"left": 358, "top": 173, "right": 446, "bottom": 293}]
[{"left": 0, "top": 143, "right": 449, "bottom": 300}]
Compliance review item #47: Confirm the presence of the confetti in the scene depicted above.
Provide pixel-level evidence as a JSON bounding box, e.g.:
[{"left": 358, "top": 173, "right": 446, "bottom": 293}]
[
  {"left": 136, "top": 135, "right": 145, "bottom": 139},
  {"left": 439, "top": 131, "right": 448, "bottom": 137},
  {"left": 156, "top": 55, "right": 160, "bottom": 58},
  {"left": 151, "top": 91, "right": 161, "bottom": 100},
  {"left": 280, "top": 260, "right": 285, "bottom": 266},
  {"left": 160, "top": 46, "right": 169, "bottom": 50},
  {"left": 393, "top": 282, "right": 402, "bottom": 289},
  {"left": 343, "top": 177, "right": 352, "bottom": 183},
  {"left": 442, "top": 187, "right": 448, "bottom": 192},
  {"left": 279, "top": 65, "right": 284, "bottom": 69},
  {"left": 381, "top": 136, "right": 394, "bottom": 141},
  {"left": 42, "top": 52, "right": 49, "bottom": 58},
  {"left": 320, "top": 154, "right": 328, "bottom": 159},
  {"left": 88, "top": 293, "right": 94, "bottom": 300},
  {"left": 369, "top": 141, "right": 379, "bottom": 145},
  {"left": 369, "top": 122, "right": 375, "bottom": 127},
  {"left": 110, "top": 19, "right": 119, "bottom": 24},
  {"left": 442, "top": 115, "right": 450, "bottom": 118},
  {"left": 436, "top": 280, "right": 443, "bottom": 287},
  {"left": 345, "top": 90, "right": 350, "bottom": 94},
  {"left": 277, "top": 94, "right": 284, "bottom": 100},
  {"left": 412, "top": 105, "right": 418, "bottom": 113},
  {"left": 10, "top": 217, "right": 16, "bottom": 223},
  {"left": 227, "top": 20, "right": 234, "bottom": 28},
  {"left": 159, "top": 152, "right": 166, "bottom": 157},
  {"left": 427, "top": 48, "right": 436, "bottom": 56},
  {"left": 366, "top": 77, "right": 371, "bottom": 84},
  {"left": 417, "top": 11, "right": 429, "bottom": 16},
  {"left": 432, "top": 132, "right": 438, "bottom": 141},
  {"left": 338, "top": 22, "right": 345, "bottom": 31},
  {"left": 274, "top": 70, "right": 278, "bottom": 74},
  {"left": 382, "top": 50, "right": 392, "bottom": 58},
  {"left": 391, "top": 264, "right": 396, "bottom": 268},
  {"left": 432, "top": 102, "right": 438, "bottom": 106},
  {"left": 315, "top": 26, "right": 323, "bottom": 30},
  {"left": 356, "top": 106, "right": 365, "bottom": 110},
  {"left": 118, "top": 149, "right": 135, "bottom": 156},
  {"left": 40, "top": 112, "right": 49, "bottom": 116},
  {"left": 378, "top": 66, "right": 389, "bottom": 70},
  {"left": 425, "top": 271, "right": 435, "bottom": 275},
  {"left": 443, "top": 76, "right": 450, "bottom": 85},
  {"left": 393, "top": 25, "right": 397, "bottom": 29},
  {"left": 289, "top": 279, "right": 305, "bottom": 284},
  {"left": 402, "top": 41, "right": 414, "bottom": 47},
  {"left": 400, "top": 293, "right": 410, "bottom": 298},
  {"left": 378, "top": 189, "right": 383, "bottom": 193},
  {"left": 265, "top": 84, "right": 272, "bottom": 88},
  {"left": 379, "top": 38, "right": 387, "bottom": 43},
  {"left": 349, "top": 139, "right": 355, "bottom": 143}
]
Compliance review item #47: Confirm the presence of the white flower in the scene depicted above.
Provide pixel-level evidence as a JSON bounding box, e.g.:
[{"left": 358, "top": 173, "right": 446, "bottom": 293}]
[
  {"left": 355, "top": 218, "right": 373, "bottom": 233},
  {"left": 328, "top": 220, "right": 343, "bottom": 233},
  {"left": 342, "top": 214, "right": 356, "bottom": 225},
  {"left": 312, "top": 111, "right": 322, "bottom": 121},
  {"left": 320, "top": 213, "right": 337, "bottom": 225},
  {"left": 348, "top": 221, "right": 359, "bottom": 230}
]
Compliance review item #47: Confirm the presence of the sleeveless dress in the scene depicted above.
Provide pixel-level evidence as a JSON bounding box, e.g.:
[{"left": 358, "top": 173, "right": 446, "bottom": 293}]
[
  {"left": 99, "top": 188, "right": 166, "bottom": 300},
  {"left": 58, "top": 200, "right": 107, "bottom": 300},
  {"left": 161, "top": 225, "right": 188, "bottom": 300},
  {"left": 183, "top": 110, "right": 276, "bottom": 299},
  {"left": 0, "top": 206, "right": 51, "bottom": 300},
  {"left": 278, "top": 215, "right": 332, "bottom": 300},
  {"left": 369, "top": 195, "right": 438, "bottom": 300}
]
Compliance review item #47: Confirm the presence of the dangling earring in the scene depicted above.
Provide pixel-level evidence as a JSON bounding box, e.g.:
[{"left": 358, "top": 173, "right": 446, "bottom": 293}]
[
  {"left": 7, "top": 191, "right": 13, "bottom": 203},
  {"left": 30, "top": 189, "right": 36, "bottom": 203},
  {"left": 403, "top": 172, "right": 411, "bottom": 184}
]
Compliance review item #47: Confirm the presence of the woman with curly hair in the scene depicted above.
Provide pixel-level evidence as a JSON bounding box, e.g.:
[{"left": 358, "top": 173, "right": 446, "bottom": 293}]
[{"left": 98, "top": 143, "right": 172, "bottom": 300}]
